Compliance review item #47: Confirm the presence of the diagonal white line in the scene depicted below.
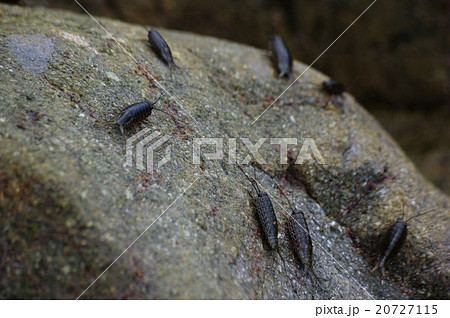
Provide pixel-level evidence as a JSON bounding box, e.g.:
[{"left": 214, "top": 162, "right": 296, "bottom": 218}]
[
  {"left": 253, "top": 178, "right": 375, "bottom": 300},
  {"left": 73, "top": 0, "right": 200, "bottom": 126},
  {"left": 76, "top": 176, "right": 200, "bottom": 300},
  {"left": 251, "top": 0, "right": 378, "bottom": 124}
]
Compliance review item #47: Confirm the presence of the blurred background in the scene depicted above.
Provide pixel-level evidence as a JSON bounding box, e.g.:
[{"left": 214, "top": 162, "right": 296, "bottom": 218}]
[{"left": 3, "top": 0, "right": 449, "bottom": 194}]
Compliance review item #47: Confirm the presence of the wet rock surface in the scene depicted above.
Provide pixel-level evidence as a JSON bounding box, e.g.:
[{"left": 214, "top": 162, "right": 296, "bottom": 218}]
[{"left": 0, "top": 4, "right": 448, "bottom": 299}]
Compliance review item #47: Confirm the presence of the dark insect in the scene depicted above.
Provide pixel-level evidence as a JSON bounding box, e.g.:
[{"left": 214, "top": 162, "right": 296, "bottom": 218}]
[
  {"left": 108, "top": 99, "right": 172, "bottom": 135},
  {"left": 270, "top": 34, "right": 292, "bottom": 78},
  {"left": 237, "top": 166, "right": 297, "bottom": 294},
  {"left": 237, "top": 165, "right": 278, "bottom": 249},
  {"left": 147, "top": 29, "right": 178, "bottom": 69},
  {"left": 321, "top": 80, "right": 345, "bottom": 95},
  {"left": 371, "top": 207, "right": 437, "bottom": 277},
  {"left": 278, "top": 188, "right": 315, "bottom": 276}
]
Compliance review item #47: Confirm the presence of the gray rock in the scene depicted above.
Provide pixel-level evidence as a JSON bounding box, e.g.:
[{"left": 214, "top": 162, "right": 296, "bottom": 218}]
[
  {"left": 6, "top": 34, "right": 55, "bottom": 75},
  {"left": 0, "top": 4, "right": 448, "bottom": 299}
]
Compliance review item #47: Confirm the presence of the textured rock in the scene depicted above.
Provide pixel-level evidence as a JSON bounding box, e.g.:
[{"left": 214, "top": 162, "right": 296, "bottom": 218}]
[
  {"left": 0, "top": 4, "right": 448, "bottom": 299},
  {"left": 30, "top": 0, "right": 450, "bottom": 109},
  {"left": 32, "top": 0, "right": 450, "bottom": 195}
]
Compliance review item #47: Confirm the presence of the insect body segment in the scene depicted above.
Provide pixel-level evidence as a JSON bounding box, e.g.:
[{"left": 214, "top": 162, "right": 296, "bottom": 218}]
[
  {"left": 288, "top": 209, "right": 313, "bottom": 275},
  {"left": 147, "top": 29, "right": 177, "bottom": 69},
  {"left": 271, "top": 34, "right": 292, "bottom": 78},
  {"left": 321, "top": 80, "right": 345, "bottom": 95},
  {"left": 238, "top": 165, "right": 278, "bottom": 250},
  {"left": 278, "top": 188, "right": 315, "bottom": 276},
  {"left": 371, "top": 220, "right": 407, "bottom": 278},
  {"left": 254, "top": 191, "right": 279, "bottom": 250},
  {"left": 109, "top": 99, "right": 172, "bottom": 134},
  {"left": 371, "top": 208, "right": 437, "bottom": 277}
]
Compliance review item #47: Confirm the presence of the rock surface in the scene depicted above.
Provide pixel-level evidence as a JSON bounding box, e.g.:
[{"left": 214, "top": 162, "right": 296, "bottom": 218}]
[
  {"left": 31, "top": 0, "right": 450, "bottom": 109},
  {"left": 0, "top": 4, "right": 448, "bottom": 299}
]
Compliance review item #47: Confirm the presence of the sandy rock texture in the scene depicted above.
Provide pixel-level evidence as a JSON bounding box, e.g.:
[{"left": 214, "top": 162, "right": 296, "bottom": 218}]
[{"left": 0, "top": 4, "right": 448, "bottom": 299}]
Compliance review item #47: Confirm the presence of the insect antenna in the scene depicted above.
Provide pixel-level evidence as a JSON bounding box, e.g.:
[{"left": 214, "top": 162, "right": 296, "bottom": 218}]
[
  {"left": 277, "top": 184, "right": 296, "bottom": 212},
  {"left": 258, "top": 23, "right": 276, "bottom": 39},
  {"left": 251, "top": 165, "right": 263, "bottom": 193},
  {"left": 237, "top": 164, "right": 259, "bottom": 194},
  {"left": 143, "top": 96, "right": 172, "bottom": 119},
  {"left": 152, "top": 107, "right": 173, "bottom": 118},
  {"left": 291, "top": 189, "right": 294, "bottom": 207},
  {"left": 105, "top": 117, "right": 118, "bottom": 125},
  {"left": 142, "top": 25, "right": 151, "bottom": 33},
  {"left": 401, "top": 200, "right": 405, "bottom": 220},
  {"left": 405, "top": 208, "right": 437, "bottom": 223},
  {"left": 151, "top": 96, "right": 162, "bottom": 105}
]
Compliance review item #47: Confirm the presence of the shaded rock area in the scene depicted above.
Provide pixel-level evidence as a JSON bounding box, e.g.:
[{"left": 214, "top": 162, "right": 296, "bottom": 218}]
[
  {"left": 0, "top": 4, "right": 448, "bottom": 299},
  {"left": 371, "top": 109, "right": 450, "bottom": 196}
]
